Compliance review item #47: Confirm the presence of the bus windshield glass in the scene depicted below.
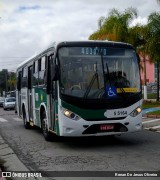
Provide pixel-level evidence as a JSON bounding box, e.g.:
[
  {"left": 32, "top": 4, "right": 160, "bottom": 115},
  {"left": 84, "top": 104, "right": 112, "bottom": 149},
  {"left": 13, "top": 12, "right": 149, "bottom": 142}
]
[{"left": 58, "top": 46, "right": 141, "bottom": 99}]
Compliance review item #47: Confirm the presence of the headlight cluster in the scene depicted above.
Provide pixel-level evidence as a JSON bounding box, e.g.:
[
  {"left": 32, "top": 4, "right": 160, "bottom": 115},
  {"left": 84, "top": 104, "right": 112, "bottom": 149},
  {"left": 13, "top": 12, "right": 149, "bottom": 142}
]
[
  {"left": 130, "top": 107, "right": 142, "bottom": 117},
  {"left": 62, "top": 108, "right": 80, "bottom": 120}
]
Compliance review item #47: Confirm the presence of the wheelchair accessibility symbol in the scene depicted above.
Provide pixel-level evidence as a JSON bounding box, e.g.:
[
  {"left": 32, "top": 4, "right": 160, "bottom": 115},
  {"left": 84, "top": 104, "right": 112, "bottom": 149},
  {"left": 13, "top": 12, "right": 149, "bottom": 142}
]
[{"left": 106, "top": 86, "right": 117, "bottom": 97}]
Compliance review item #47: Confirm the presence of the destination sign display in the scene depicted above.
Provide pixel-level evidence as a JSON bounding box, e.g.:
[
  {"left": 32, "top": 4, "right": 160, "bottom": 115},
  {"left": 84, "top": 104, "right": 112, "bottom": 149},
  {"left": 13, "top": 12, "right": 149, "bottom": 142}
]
[
  {"left": 81, "top": 47, "right": 125, "bottom": 56},
  {"left": 81, "top": 47, "right": 108, "bottom": 56},
  {"left": 59, "top": 47, "right": 125, "bottom": 56}
]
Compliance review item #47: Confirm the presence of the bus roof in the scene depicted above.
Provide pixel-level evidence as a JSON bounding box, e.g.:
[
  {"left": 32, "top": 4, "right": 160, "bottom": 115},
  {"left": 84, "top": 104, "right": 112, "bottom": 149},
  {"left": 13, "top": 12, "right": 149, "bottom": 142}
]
[{"left": 16, "top": 40, "right": 134, "bottom": 70}]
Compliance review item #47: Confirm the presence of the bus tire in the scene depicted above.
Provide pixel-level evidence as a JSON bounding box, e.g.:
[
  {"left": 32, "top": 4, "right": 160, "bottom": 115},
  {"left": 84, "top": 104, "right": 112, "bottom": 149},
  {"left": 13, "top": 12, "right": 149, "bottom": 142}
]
[
  {"left": 23, "top": 108, "right": 30, "bottom": 129},
  {"left": 42, "top": 112, "right": 52, "bottom": 141}
]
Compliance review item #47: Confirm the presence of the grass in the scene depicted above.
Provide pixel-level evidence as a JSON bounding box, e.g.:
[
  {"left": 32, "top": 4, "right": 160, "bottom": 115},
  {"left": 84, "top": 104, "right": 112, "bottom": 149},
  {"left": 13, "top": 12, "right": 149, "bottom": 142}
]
[
  {"left": 146, "top": 110, "right": 160, "bottom": 115},
  {"left": 142, "top": 100, "right": 160, "bottom": 109},
  {"left": 142, "top": 93, "right": 157, "bottom": 99},
  {"left": 142, "top": 99, "right": 160, "bottom": 115}
]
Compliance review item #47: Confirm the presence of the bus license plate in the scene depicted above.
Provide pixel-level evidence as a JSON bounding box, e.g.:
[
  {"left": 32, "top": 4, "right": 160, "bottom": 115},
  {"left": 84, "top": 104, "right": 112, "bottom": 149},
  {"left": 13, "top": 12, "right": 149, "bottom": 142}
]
[{"left": 100, "top": 125, "right": 114, "bottom": 131}]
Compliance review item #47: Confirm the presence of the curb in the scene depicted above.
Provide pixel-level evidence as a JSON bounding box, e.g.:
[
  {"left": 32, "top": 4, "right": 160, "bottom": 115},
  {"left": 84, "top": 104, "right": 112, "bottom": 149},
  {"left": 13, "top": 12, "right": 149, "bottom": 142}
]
[
  {"left": 0, "top": 135, "right": 36, "bottom": 180},
  {"left": 143, "top": 114, "right": 160, "bottom": 118}
]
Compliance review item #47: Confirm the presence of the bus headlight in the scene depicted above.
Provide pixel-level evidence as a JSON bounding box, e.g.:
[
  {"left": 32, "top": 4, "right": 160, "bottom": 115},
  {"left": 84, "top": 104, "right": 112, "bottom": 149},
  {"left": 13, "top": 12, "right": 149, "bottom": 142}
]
[
  {"left": 63, "top": 109, "right": 80, "bottom": 120},
  {"left": 130, "top": 107, "right": 142, "bottom": 117}
]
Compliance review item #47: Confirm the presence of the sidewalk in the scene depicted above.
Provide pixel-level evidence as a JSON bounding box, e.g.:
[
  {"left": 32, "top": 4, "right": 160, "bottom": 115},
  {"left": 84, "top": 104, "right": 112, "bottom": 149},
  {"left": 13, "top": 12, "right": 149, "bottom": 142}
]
[
  {"left": 0, "top": 168, "right": 6, "bottom": 180},
  {"left": 0, "top": 135, "right": 39, "bottom": 180}
]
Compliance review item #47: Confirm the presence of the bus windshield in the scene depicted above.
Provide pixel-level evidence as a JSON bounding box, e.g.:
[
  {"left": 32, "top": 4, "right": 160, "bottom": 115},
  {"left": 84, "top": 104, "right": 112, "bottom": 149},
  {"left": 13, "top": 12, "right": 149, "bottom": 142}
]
[{"left": 58, "top": 46, "right": 141, "bottom": 99}]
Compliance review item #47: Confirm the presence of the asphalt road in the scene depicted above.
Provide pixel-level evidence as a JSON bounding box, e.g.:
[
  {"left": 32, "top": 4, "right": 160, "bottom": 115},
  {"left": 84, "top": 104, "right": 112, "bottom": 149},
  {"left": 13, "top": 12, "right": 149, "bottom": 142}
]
[{"left": 0, "top": 108, "right": 160, "bottom": 179}]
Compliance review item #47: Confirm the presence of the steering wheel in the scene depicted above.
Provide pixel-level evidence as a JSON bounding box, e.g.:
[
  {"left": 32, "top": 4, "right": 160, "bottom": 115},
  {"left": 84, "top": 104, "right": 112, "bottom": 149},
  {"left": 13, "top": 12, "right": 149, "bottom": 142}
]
[{"left": 70, "top": 85, "right": 81, "bottom": 90}]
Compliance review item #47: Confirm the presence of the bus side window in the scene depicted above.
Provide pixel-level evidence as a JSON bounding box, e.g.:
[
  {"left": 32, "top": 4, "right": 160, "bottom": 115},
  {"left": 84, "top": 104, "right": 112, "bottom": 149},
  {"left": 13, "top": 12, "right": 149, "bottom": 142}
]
[
  {"left": 38, "top": 56, "right": 46, "bottom": 86},
  {"left": 21, "top": 67, "right": 28, "bottom": 88},
  {"left": 46, "top": 54, "right": 54, "bottom": 94},
  {"left": 28, "top": 66, "right": 33, "bottom": 89},
  {"left": 17, "top": 71, "right": 22, "bottom": 91},
  {"left": 33, "top": 61, "right": 39, "bottom": 86}
]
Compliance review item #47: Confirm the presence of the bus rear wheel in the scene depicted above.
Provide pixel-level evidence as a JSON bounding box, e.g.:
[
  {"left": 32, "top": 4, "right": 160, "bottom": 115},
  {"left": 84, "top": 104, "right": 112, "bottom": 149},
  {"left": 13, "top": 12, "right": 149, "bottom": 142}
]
[
  {"left": 23, "top": 109, "right": 31, "bottom": 129},
  {"left": 42, "top": 112, "right": 52, "bottom": 141}
]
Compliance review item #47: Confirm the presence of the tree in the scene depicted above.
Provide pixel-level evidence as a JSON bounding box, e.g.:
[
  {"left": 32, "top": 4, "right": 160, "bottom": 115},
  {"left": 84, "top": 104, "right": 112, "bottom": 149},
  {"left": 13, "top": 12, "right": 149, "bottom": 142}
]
[
  {"left": 89, "top": 7, "right": 137, "bottom": 41},
  {"left": 0, "top": 70, "right": 16, "bottom": 95},
  {"left": 128, "top": 25, "right": 149, "bottom": 99},
  {"left": 7, "top": 72, "right": 16, "bottom": 91},
  {"left": 127, "top": 25, "right": 147, "bottom": 48},
  {"left": 0, "top": 69, "right": 8, "bottom": 93}
]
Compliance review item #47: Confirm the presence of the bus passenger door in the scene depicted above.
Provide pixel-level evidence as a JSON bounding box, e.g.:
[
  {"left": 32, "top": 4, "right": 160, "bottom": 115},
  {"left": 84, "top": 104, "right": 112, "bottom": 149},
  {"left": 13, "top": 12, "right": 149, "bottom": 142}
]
[
  {"left": 28, "top": 66, "right": 33, "bottom": 121},
  {"left": 46, "top": 55, "right": 56, "bottom": 131}
]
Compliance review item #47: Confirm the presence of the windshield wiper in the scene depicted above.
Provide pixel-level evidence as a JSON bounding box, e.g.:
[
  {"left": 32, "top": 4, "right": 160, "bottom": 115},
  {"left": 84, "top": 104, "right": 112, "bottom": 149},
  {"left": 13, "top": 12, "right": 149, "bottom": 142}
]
[
  {"left": 83, "top": 72, "right": 98, "bottom": 99},
  {"left": 105, "top": 60, "right": 112, "bottom": 87},
  {"left": 83, "top": 62, "right": 99, "bottom": 99}
]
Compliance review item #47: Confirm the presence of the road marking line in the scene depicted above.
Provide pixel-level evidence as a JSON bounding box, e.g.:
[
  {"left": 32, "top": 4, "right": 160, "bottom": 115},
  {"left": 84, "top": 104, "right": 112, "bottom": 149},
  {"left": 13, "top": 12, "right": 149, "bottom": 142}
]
[
  {"left": 0, "top": 118, "right": 8, "bottom": 122},
  {"left": 142, "top": 117, "right": 148, "bottom": 119},
  {"left": 144, "top": 125, "right": 160, "bottom": 133},
  {"left": 142, "top": 119, "right": 160, "bottom": 124},
  {"left": 13, "top": 117, "right": 22, "bottom": 121},
  {"left": 149, "top": 125, "right": 160, "bottom": 129}
]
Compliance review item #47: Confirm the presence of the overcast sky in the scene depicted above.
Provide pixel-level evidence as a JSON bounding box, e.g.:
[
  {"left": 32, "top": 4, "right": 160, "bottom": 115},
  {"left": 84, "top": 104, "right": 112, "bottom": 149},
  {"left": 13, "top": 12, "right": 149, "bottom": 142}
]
[{"left": 0, "top": 0, "right": 160, "bottom": 71}]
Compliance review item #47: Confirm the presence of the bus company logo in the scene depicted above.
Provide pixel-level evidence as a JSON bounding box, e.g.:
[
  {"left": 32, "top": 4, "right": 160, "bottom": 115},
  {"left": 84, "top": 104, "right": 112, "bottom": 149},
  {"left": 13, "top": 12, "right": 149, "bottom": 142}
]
[{"left": 2, "top": 172, "right": 11, "bottom": 177}]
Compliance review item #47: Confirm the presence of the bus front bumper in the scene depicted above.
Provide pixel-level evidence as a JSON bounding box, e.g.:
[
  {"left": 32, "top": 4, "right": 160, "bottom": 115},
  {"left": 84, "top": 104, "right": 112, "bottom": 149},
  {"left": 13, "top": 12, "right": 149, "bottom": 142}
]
[{"left": 58, "top": 112, "right": 142, "bottom": 137}]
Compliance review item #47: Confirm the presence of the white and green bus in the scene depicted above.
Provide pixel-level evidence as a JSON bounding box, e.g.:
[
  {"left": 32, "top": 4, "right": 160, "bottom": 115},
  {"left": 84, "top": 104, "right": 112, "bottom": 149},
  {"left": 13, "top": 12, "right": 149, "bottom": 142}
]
[{"left": 16, "top": 41, "right": 142, "bottom": 141}]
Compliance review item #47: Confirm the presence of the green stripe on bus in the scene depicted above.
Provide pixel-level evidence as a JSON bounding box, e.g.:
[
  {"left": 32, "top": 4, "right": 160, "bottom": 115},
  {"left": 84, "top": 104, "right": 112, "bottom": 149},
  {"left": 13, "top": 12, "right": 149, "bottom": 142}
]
[{"left": 61, "top": 100, "right": 106, "bottom": 120}]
